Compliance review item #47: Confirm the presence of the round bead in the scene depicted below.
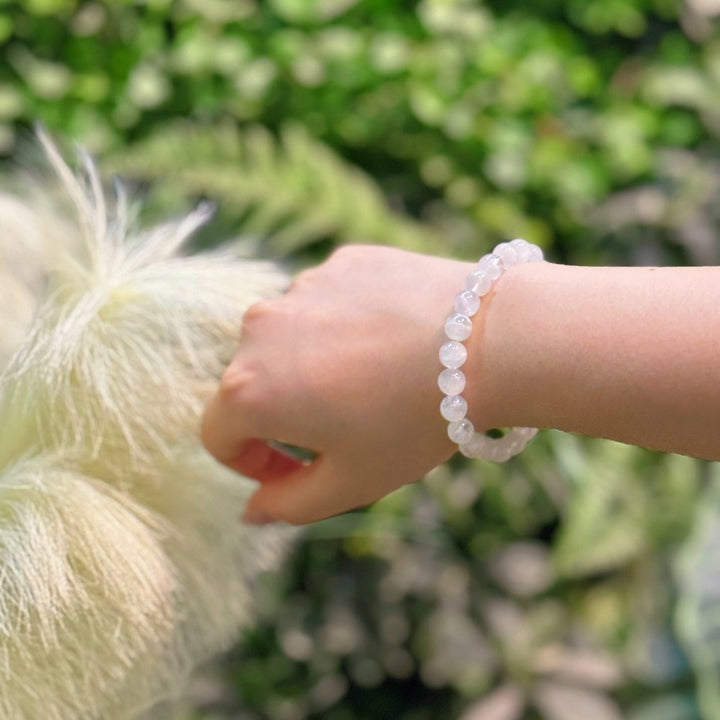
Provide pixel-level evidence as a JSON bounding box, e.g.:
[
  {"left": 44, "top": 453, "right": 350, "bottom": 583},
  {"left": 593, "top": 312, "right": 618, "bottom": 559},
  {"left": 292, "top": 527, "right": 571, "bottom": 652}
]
[
  {"left": 459, "top": 433, "right": 491, "bottom": 458},
  {"left": 527, "top": 244, "right": 544, "bottom": 262},
  {"left": 501, "top": 429, "right": 523, "bottom": 448},
  {"left": 440, "top": 395, "right": 468, "bottom": 422},
  {"left": 454, "top": 290, "right": 480, "bottom": 317},
  {"left": 439, "top": 341, "right": 467, "bottom": 369},
  {"left": 465, "top": 270, "right": 494, "bottom": 296},
  {"left": 509, "top": 238, "right": 533, "bottom": 263},
  {"left": 478, "top": 253, "right": 503, "bottom": 281},
  {"left": 487, "top": 442, "right": 515, "bottom": 463},
  {"left": 507, "top": 437, "right": 525, "bottom": 454},
  {"left": 444, "top": 313, "right": 472, "bottom": 341},
  {"left": 448, "top": 419, "right": 475, "bottom": 444},
  {"left": 438, "top": 368, "right": 466, "bottom": 395},
  {"left": 494, "top": 242, "right": 519, "bottom": 269}
]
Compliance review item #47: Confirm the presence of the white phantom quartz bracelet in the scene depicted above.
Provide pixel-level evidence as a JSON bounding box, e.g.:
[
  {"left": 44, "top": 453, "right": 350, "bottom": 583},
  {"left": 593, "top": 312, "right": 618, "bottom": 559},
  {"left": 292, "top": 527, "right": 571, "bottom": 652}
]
[{"left": 438, "top": 238, "right": 543, "bottom": 461}]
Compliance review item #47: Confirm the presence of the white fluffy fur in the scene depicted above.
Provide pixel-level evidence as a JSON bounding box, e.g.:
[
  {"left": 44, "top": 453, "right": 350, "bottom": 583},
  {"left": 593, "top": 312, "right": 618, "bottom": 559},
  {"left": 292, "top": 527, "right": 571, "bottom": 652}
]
[
  {"left": 0, "top": 191, "right": 76, "bottom": 367},
  {"left": 0, "top": 134, "right": 292, "bottom": 719}
]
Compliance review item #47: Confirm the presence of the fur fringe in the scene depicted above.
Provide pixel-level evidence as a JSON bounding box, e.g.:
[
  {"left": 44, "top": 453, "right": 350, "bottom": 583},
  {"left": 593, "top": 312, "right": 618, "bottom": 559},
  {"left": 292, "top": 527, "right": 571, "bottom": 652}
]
[{"left": 0, "top": 133, "right": 293, "bottom": 719}]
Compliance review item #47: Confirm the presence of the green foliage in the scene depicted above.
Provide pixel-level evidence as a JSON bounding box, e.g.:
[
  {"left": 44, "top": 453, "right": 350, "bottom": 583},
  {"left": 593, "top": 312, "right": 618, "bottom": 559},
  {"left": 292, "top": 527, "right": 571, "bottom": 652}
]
[
  {"left": 3, "top": 0, "right": 720, "bottom": 262},
  {"left": 553, "top": 440, "right": 700, "bottom": 578},
  {"left": 1, "top": 0, "right": 719, "bottom": 718},
  {"left": 677, "top": 465, "right": 720, "bottom": 720},
  {"left": 106, "top": 122, "right": 442, "bottom": 257}
]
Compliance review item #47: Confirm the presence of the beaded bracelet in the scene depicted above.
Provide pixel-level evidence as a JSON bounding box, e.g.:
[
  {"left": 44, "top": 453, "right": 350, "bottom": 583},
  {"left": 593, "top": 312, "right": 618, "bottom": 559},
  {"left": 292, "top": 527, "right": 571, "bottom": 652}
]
[{"left": 438, "top": 238, "right": 543, "bottom": 461}]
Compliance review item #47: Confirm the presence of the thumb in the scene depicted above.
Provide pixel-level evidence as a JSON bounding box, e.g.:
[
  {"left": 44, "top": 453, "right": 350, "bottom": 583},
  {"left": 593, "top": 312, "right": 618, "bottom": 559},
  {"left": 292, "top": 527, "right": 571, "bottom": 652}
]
[
  {"left": 241, "top": 456, "right": 356, "bottom": 525},
  {"left": 228, "top": 438, "right": 307, "bottom": 482}
]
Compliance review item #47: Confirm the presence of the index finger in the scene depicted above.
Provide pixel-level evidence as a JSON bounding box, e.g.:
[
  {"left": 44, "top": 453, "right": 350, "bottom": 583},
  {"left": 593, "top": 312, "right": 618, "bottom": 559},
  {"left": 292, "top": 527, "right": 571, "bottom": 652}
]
[
  {"left": 200, "top": 364, "right": 256, "bottom": 465},
  {"left": 201, "top": 377, "right": 308, "bottom": 482}
]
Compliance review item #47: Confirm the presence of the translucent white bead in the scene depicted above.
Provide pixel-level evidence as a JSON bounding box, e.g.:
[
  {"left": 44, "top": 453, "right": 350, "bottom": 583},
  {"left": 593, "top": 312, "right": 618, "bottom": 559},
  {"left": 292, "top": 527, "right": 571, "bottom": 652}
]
[
  {"left": 507, "top": 438, "right": 525, "bottom": 454},
  {"left": 439, "top": 341, "right": 467, "bottom": 368},
  {"left": 508, "top": 427, "right": 533, "bottom": 442},
  {"left": 448, "top": 419, "right": 475, "bottom": 444},
  {"left": 509, "top": 238, "right": 533, "bottom": 263},
  {"left": 493, "top": 242, "right": 519, "bottom": 269},
  {"left": 460, "top": 431, "right": 526, "bottom": 461},
  {"left": 459, "top": 434, "right": 491, "bottom": 458},
  {"left": 488, "top": 443, "right": 515, "bottom": 463},
  {"left": 465, "top": 270, "right": 494, "bottom": 296},
  {"left": 478, "top": 253, "right": 503, "bottom": 280},
  {"left": 454, "top": 290, "right": 480, "bottom": 317},
  {"left": 444, "top": 313, "right": 472, "bottom": 341},
  {"left": 440, "top": 395, "right": 467, "bottom": 422},
  {"left": 438, "top": 368, "right": 466, "bottom": 395},
  {"left": 527, "top": 244, "right": 544, "bottom": 262}
]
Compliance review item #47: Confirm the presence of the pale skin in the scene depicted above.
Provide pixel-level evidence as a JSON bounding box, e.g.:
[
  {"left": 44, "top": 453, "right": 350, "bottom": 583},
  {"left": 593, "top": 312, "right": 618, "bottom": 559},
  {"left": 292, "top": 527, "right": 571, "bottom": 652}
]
[{"left": 201, "top": 244, "right": 720, "bottom": 525}]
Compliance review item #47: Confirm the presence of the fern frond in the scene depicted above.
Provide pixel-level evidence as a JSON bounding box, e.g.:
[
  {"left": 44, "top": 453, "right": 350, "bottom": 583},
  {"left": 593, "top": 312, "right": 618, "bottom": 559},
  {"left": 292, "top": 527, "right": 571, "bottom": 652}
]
[
  {"left": 106, "top": 122, "right": 443, "bottom": 257},
  {"left": 552, "top": 437, "right": 700, "bottom": 579},
  {"left": 552, "top": 440, "right": 649, "bottom": 579}
]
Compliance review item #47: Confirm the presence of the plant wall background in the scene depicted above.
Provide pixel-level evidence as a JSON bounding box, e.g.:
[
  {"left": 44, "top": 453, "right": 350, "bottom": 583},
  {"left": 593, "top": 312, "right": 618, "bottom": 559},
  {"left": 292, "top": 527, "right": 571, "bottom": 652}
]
[{"left": 2, "top": 1, "right": 720, "bottom": 718}]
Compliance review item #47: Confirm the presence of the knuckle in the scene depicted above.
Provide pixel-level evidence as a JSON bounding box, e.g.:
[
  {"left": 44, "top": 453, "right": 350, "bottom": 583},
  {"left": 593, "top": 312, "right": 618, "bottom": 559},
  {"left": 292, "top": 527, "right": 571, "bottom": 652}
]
[
  {"left": 240, "top": 299, "right": 271, "bottom": 330},
  {"left": 335, "top": 243, "right": 371, "bottom": 256},
  {"left": 217, "top": 361, "right": 257, "bottom": 409},
  {"left": 285, "top": 267, "right": 314, "bottom": 293},
  {"left": 285, "top": 244, "right": 379, "bottom": 293},
  {"left": 216, "top": 358, "right": 282, "bottom": 435},
  {"left": 240, "top": 297, "right": 288, "bottom": 337},
  {"left": 328, "top": 243, "right": 371, "bottom": 265}
]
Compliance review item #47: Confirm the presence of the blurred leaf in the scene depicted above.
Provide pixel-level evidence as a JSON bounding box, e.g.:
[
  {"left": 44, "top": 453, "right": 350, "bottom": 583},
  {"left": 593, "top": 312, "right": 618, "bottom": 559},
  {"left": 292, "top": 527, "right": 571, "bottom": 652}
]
[
  {"left": 676, "top": 464, "right": 720, "bottom": 720},
  {"left": 554, "top": 440, "right": 700, "bottom": 579},
  {"left": 531, "top": 646, "right": 623, "bottom": 689},
  {"left": 270, "top": 0, "right": 361, "bottom": 23},
  {"left": 487, "top": 541, "right": 553, "bottom": 598},
  {"left": 627, "top": 693, "right": 701, "bottom": 720},
  {"left": 553, "top": 442, "right": 649, "bottom": 578},
  {"left": 457, "top": 684, "right": 525, "bottom": 720},
  {"left": 533, "top": 681, "right": 623, "bottom": 720}
]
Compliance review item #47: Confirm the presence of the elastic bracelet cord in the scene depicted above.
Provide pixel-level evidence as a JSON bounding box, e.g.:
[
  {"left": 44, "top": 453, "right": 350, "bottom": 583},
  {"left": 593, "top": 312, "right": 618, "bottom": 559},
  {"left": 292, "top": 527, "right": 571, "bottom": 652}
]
[{"left": 438, "top": 238, "right": 543, "bottom": 462}]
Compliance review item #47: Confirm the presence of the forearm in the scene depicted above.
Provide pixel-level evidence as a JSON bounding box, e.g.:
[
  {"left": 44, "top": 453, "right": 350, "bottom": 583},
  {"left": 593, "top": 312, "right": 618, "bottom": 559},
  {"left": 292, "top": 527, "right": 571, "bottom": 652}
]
[{"left": 474, "top": 262, "right": 720, "bottom": 460}]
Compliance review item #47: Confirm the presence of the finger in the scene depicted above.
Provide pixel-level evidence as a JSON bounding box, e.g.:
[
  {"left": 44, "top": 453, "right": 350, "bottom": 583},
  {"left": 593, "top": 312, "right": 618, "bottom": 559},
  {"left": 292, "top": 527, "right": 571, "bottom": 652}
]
[
  {"left": 200, "top": 374, "right": 255, "bottom": 464},
  {"left": 241, "top": 457, "right": 362, "bottom": 526},
  {"left": 227, "top": 438, "right": 307, "bottom": 482}
]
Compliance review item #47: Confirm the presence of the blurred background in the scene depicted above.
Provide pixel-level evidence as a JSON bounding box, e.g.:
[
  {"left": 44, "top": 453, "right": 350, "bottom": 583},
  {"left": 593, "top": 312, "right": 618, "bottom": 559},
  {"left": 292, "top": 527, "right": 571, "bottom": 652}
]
[{"left": 2, "top": 1, "right": 720, "bottom": 718}]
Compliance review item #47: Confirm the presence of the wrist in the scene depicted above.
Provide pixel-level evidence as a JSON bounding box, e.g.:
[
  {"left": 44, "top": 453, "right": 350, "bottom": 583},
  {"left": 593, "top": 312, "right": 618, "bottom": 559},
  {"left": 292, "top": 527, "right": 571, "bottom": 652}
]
[
  {"left": 437, "top": 241, "right": 543, "bottom": 459},
  {"left": 476, "top": 260, "right": 566, "bottom": 432}
]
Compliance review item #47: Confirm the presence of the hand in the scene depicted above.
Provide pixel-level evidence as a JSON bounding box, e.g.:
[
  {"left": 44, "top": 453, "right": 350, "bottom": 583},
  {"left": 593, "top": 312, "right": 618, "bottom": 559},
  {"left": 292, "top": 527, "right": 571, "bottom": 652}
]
[{"left": 201, "top": 244, "right": 475, "bottom": 524}]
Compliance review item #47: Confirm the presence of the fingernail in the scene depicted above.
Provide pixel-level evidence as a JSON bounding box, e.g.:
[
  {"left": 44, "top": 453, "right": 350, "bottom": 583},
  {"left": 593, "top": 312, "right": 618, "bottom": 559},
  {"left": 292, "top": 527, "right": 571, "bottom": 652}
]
[{"left": 242, "top": 509, "right": 275, "bottom": 525}]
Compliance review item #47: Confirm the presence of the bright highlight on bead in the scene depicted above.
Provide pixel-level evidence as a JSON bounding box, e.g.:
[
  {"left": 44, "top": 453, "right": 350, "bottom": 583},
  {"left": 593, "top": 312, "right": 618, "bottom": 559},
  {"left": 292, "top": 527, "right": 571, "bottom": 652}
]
[{"left": 438, "top": 238, "right": 543, "bottom": 461}]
